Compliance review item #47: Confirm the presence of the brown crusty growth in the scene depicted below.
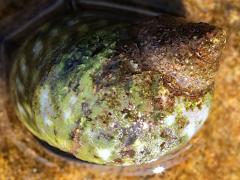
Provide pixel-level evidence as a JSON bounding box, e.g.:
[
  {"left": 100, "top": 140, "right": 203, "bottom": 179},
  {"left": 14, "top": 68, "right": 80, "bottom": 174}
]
[{"left": 120, "top": 16, "right": 226, "bottom": 97}]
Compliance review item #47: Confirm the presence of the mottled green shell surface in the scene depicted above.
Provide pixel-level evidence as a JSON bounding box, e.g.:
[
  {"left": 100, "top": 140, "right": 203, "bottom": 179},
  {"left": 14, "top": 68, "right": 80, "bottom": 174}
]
[{"left": 11, "top": 15, "right": 226, "bottom": 166}]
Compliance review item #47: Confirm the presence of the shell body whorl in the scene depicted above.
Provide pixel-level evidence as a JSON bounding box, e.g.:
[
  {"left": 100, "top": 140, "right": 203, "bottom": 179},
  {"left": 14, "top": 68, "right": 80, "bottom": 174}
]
[{"left": 11, "top": 15, "right": 226, "bottom": 166}]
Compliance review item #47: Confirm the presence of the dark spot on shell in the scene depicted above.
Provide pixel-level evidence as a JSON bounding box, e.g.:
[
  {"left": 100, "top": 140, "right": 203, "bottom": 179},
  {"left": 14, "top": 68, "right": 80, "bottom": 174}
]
[
  {"left": 91, "top": 44, "right": 105, "bottom": 57},
  {"left": 114, "top": 158, "right": 123, "bottom": 164},
  {"left": 70, "top": 128, "right": 80, "bottom": 140},
  {"left": 81, "top": 102, "right": 92, "bottom": 117},
  {"left": 121, "top": 149, "right": 136, "bottom": 158},
  {"left": 176, "top": 117, "right": 189, "bottom": 129},
  {"left": 124, "top": 134, "right": 137, "bottom": 146},
  {"left": 94, "top": 155, "right": 100, "bottom": 159},
  {"left": 53, "top": 128, "right": 57, "bottom": 136},
  {"left": 69, "top": 80, "right": 80, "bottom": 93},
  {"left": 69, "top": 127, "right": 81, "bottom": 154},
  {"left": 64, "top": 59, "right": 82, "bottom": 72},
  {"left": 97, "top": 132, "right": 114, "bottom": 141},
  {"left": 75, "top": 119, "right": 81, "bottom": 125},
  {"left": 160, "top": 128, "right": 175, "bottom": 139},
  {"left": 154, "top": 95, "right": 175, "bottom": 112},
  {"left": 122, "top": 122, "right": 142, "bottom": 146},
  {"left": 121, "top": 108, "right": 135, "bottom": 119},
  {"left": 160, "top": 142, "right": 166, "bottom": 150}
]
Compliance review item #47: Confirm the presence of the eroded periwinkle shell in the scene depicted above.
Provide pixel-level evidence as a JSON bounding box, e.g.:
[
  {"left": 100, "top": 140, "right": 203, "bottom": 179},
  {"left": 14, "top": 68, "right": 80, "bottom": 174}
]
[{"left": 11, "top": 15, "right": 226, "bottom": 166}]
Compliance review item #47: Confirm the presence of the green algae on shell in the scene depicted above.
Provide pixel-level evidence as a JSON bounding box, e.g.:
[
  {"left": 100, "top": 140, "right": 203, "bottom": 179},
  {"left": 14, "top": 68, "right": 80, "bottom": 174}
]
[{"left": 10, "top": 15, "right": 226, "bottom": 166}]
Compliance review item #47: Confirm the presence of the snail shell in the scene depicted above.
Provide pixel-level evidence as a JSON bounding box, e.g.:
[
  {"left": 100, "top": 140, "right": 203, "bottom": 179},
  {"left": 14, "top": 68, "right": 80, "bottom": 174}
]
[{"left": 11, "top": 15, "right": 226, "bottom": 166}]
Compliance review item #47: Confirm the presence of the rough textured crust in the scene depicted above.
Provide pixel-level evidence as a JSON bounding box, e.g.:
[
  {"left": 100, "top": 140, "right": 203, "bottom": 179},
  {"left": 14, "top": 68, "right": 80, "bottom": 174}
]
[{"left": 127, "top": 16, "right": 226, "bottom": 97}]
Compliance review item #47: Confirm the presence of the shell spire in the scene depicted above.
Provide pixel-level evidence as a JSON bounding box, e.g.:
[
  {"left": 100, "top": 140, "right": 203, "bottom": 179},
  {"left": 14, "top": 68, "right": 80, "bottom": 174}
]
[{"left": 128, "top": 16, "right": 226, "bottom": 96}]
